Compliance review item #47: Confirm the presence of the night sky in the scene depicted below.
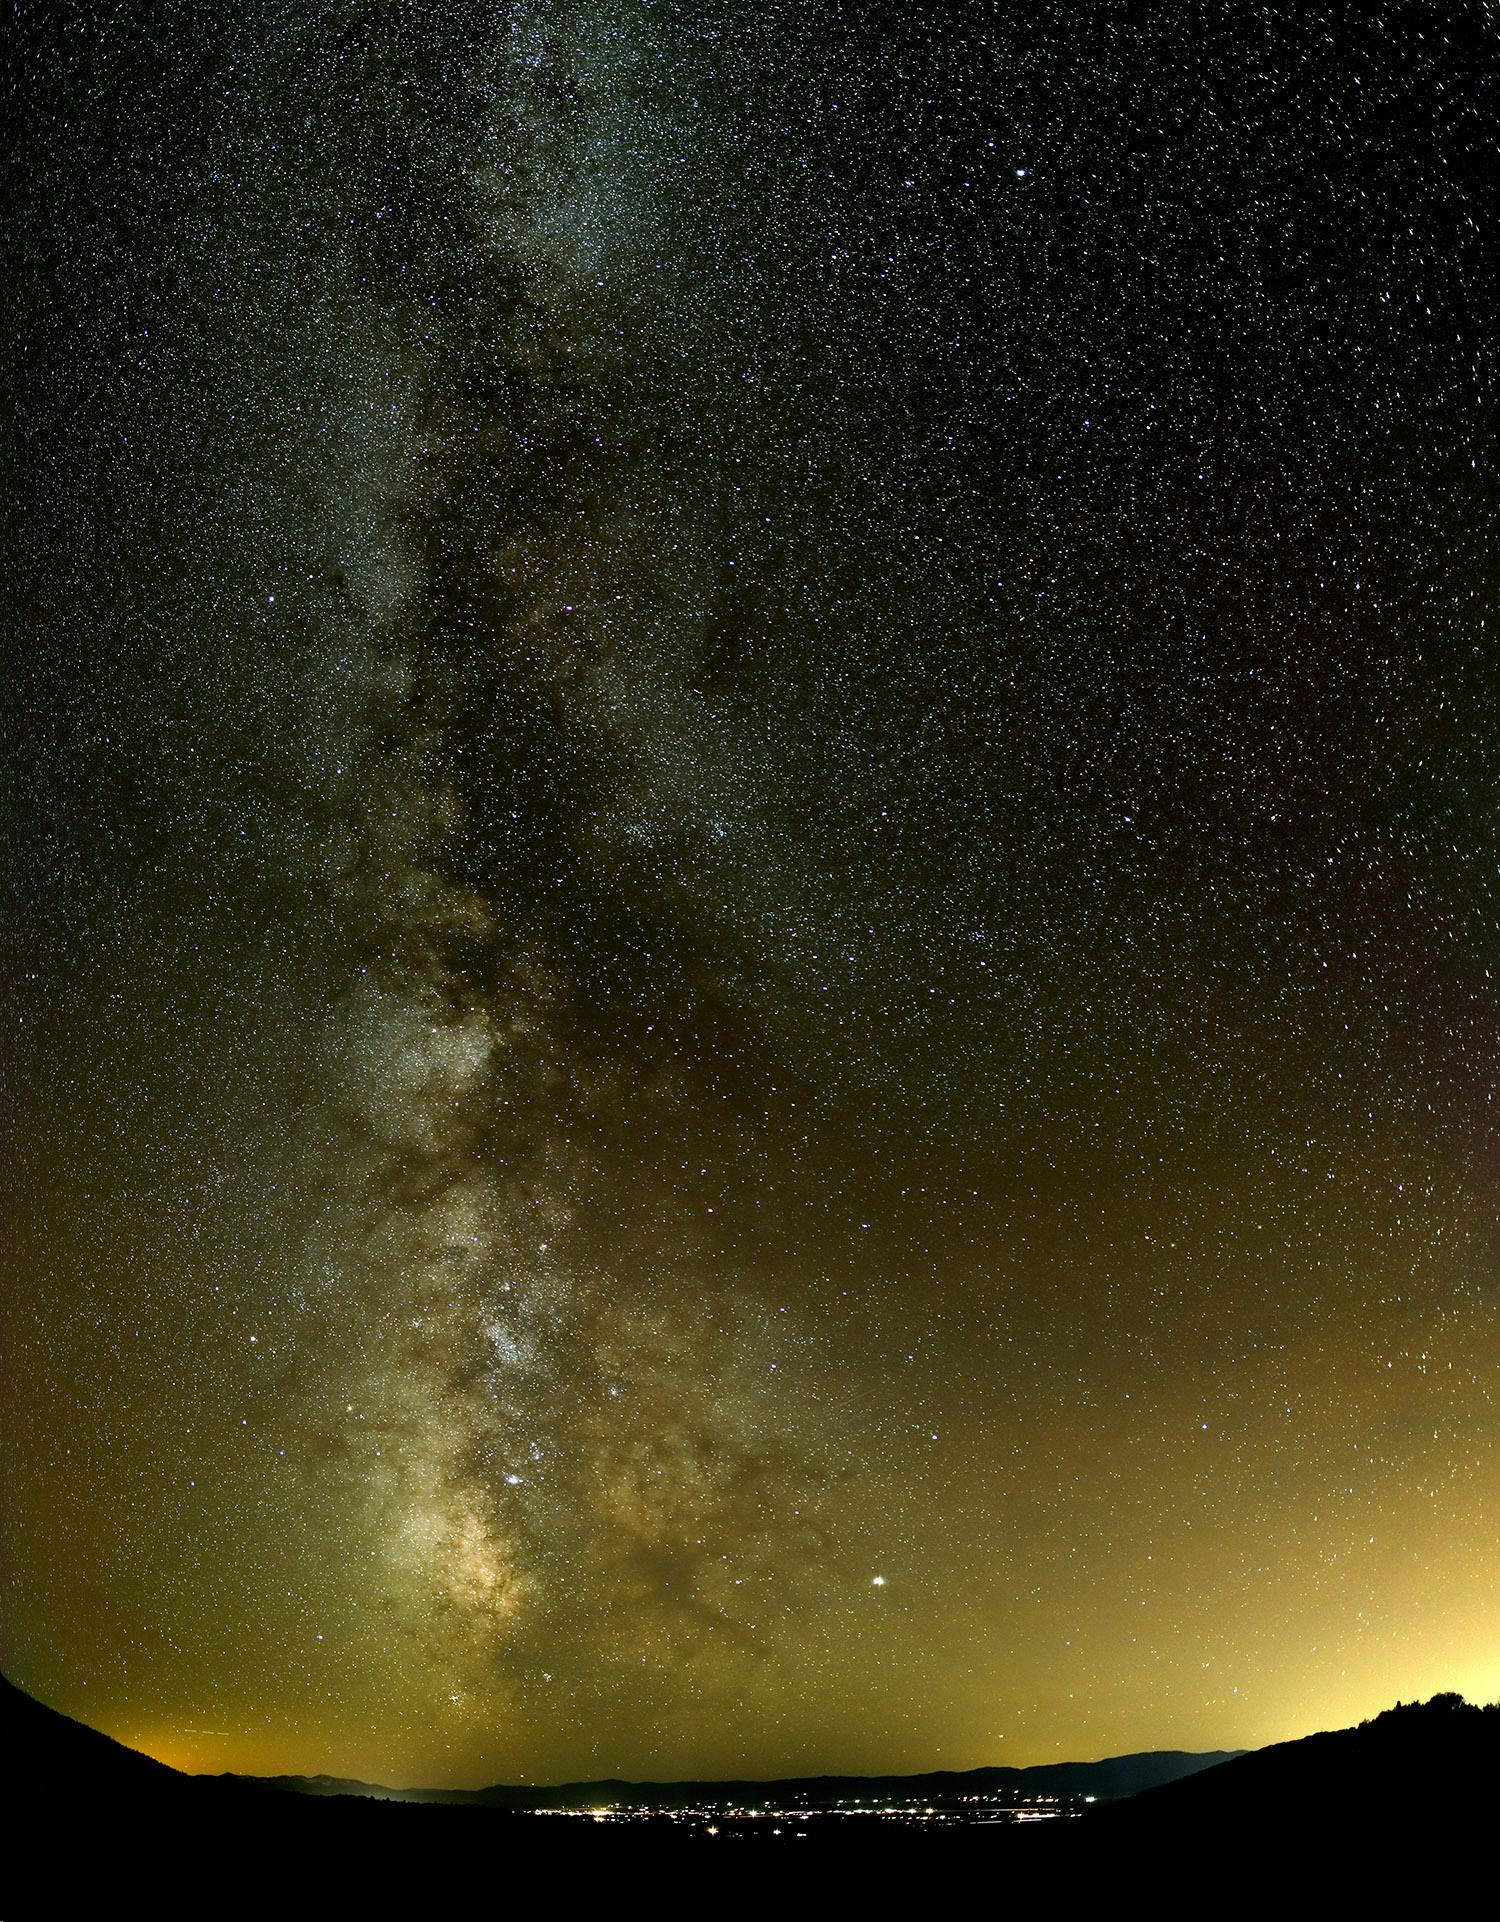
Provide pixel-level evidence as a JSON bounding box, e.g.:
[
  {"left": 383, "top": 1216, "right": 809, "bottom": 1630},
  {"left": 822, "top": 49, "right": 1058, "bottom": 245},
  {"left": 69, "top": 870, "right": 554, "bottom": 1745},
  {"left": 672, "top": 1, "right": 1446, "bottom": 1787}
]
[{"left": 7, "top": 1, "right": 1500, "bottom": 1789}]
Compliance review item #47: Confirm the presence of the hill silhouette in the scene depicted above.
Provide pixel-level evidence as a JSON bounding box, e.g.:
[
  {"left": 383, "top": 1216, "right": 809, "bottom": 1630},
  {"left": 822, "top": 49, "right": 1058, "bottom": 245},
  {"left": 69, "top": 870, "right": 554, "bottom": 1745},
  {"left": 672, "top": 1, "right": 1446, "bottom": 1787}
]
[
  {"left": 3, "top": 1671, "right": 1494, "bottom": 1908},
  {"left": 1083, "top": 1690, "right": 1500, "bottom": 1841},
  {"left": 0, "top": 1667, "right": 1230, "bottom": 1812},
  {"left": 240, "top": 1745, "right": 1238, "bottom": 1809}
]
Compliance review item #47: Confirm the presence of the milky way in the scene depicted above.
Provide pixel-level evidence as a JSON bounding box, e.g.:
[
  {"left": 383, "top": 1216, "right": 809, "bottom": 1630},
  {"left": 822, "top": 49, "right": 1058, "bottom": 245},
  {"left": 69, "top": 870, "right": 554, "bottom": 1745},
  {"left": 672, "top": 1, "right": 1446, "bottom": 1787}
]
[{"left": 8, "top": 2, "right": 1500, "bottom": 1785}]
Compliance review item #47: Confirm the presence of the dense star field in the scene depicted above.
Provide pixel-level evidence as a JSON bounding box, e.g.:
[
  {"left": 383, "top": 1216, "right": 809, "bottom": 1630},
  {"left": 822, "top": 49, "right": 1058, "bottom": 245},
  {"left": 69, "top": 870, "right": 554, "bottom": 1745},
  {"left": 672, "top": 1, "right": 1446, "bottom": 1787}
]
[{"left": 6, "top": 1, "right": 1500, "bottom": 1788}]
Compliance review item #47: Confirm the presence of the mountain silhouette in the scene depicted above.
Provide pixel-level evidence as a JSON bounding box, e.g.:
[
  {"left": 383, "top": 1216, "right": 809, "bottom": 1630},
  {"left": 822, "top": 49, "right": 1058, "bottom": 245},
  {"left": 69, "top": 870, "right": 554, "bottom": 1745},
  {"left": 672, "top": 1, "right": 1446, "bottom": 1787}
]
[
  {"left": 1086, "top": 1690, "right": 1499, "bottom": 1839},
  {"left": 239, "top": 1747, "right": 1239, "bottom": 1809},
  {"left": 4, "top": 1670, "right": 1493, "bottom": 1908},
  {"left": 0, "top": 1667, "right": 1230, "bottom": 1811}
]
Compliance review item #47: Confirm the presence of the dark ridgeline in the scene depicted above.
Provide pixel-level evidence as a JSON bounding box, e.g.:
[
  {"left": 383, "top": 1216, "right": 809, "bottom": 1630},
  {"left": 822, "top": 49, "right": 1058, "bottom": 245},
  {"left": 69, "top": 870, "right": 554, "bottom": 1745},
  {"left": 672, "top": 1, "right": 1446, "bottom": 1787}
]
[
  {"left": 243, "top": 1747, "right": 1240, "bottom": 1809},
  {"left": 0, "top": 1668, "right": 1228, "bottom": 1813},
  {"left": 1084, "top": 1690, "right": 1500, "bottom": 1837},
  {"left": 4, "top": 1671, "right": 1495, "bottom": 1906}
]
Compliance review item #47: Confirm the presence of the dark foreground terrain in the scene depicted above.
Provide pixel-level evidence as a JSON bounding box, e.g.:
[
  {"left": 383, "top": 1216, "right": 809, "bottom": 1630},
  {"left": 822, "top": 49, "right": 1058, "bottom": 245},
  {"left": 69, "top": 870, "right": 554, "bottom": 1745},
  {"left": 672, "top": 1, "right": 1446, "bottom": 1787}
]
[
  {"left": 238, "top": 1737, "right": 1238, "bottom": 1809},
  {"left": 3, "top": 1671, "right": 1495, "bottom": 1911}
]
